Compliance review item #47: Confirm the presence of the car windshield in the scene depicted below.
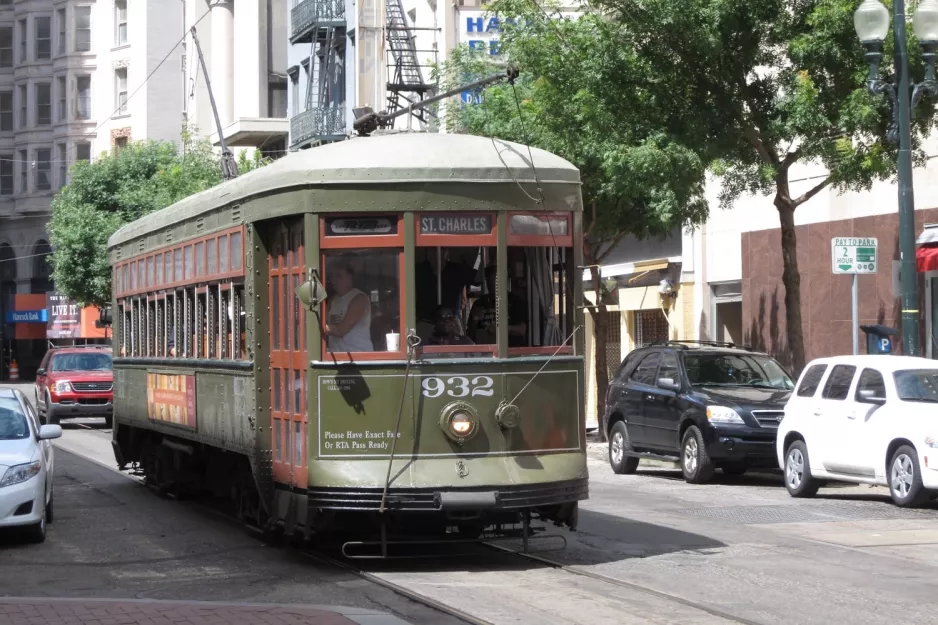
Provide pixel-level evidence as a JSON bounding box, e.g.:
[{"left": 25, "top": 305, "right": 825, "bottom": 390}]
[
  {"left": 0, "top": 398, "right": 30, "bottom": 440},
  {"left": 684, "top": 353, "right": 794, "bottom": 390},
  {"left": 893, "top": 369, "right": 938, "bottom": 403},
  {"left": 50, "top": 351, "right": 112, "bottom": 372}
]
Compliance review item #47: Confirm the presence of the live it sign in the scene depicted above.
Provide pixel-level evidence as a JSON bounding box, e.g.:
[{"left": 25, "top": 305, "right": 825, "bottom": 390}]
[{"left": 832, "top": 237, "right": 878, "bottom": 274}]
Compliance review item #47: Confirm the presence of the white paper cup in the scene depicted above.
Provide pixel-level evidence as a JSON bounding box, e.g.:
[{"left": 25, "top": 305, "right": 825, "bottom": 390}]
[{"left": 386, "top": 332, "right": 400, "bottom": 351}]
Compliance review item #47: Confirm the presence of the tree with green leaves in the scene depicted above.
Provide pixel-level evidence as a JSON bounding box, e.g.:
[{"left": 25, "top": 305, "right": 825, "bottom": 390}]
[
  {"left": 446, "top": 0, "right": 933, "bottom": 383},
  {"left": 574, "top": 0, "right": 935, "bottom": 374},
  {"left": 439, "top": 10, "right": 711, "bottom": 438},
  {"left": 48, "top": 132, "right": 270, "bottom": 308}
]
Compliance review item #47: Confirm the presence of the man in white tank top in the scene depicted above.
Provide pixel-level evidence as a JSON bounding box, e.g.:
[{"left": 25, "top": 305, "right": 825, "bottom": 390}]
[{"left": 325, "top": 261, "right": 374, "bottom": 352}]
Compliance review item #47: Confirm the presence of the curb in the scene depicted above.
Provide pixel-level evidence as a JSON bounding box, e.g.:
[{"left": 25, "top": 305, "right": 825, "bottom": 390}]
[{"left": 0, "top": 597, "right": 414, "bottom": 625}]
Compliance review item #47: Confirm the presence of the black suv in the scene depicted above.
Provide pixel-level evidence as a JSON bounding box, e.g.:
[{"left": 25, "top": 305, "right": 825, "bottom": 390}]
[{"left": 605, "top": 341, "right": 795, "bottom": 483}]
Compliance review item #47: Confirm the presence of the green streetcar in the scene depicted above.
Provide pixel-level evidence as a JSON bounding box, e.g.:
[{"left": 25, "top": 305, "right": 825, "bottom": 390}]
[{"left": 107, "top": 132, "right": 588, "bottom": 554}]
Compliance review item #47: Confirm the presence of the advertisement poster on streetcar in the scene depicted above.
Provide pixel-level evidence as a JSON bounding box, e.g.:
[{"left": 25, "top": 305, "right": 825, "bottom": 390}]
[
  {"left": 146, "top": 373, "right": 197, "bottom": 429},
  {"left": 46, "top": 292, "right": 81, "bottom": 338}
]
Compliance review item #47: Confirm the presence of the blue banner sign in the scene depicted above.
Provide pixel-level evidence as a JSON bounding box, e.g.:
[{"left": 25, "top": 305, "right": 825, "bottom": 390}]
[{"left": 5, "top": 309, "right": 48, "bottom": 324}]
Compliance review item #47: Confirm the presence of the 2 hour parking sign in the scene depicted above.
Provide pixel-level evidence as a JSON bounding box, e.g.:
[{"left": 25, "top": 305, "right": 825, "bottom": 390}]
[{"left": 831, "top": 237, "right": 878, "bottom": 274}]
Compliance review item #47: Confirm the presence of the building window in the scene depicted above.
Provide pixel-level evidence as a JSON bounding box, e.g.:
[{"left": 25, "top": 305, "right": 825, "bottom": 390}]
[
  {"left": 35, "top": 16, "right": 50, "bottom": 60},
  {"left": 18, "top": 19, "right": 25, "bottom": 63},
  {"left": 115, "top": 68, "right": 127, "bottom": 115},
  {"left": 0, "top": 91, "right": 11, "bottom": 131},
  {"left": 57, "top": 76, "right": 65, "bottom": 121},
  {"left": 0, "top": 156, "right": 11, "bottom": 195},
  {"left": 35, "top": 148, "right": 50, "bottom": 191},
  {"left": 57, "top": 143, "right": 66, "bottom": 188},
  {"left": 0, "top": 27, "right": 11, "bottom": 68},
  {"left": 75, "top": 76, "right": 91, "bottom": 120},
  {"left": 75, "top": 6, "right": 91, "bottom": 52},
  {"left": 57, "top": 9, "right": 65, "bottom": 55},
  {"left": 18, "top": 149, "right": 26, "bottom": 193},
  {"left": 35, "top": 83, "right": 50, "bottom": 125},
  {"left": 18, "top": 84, "right": 25, "bottom": 128},
  {"left": 114, "top": 135, "right": 128, "bottom": 154},
  {"left": 0, "top": 0, "right": 11, "bottom": 6},
  {"left": 115, "top": 1, "right": 127, "bottom": 46},
  {"left": 76, "top": 142, "right": 90, "bottom": 162}
]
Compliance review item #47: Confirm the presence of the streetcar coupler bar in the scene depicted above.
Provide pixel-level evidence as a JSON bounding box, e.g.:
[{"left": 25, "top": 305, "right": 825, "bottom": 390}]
[{"left": 435, "top": 491, "right": 499, "bottom": 510}]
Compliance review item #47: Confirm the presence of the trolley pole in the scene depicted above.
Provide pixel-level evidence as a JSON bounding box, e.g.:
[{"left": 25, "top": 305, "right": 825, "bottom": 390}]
[{"left": 190, "top": 26, "right": 239, "bottom": 181}]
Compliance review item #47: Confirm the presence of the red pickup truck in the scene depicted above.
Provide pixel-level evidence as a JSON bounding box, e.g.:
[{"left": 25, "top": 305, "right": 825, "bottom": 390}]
[{"left": 34, "top": 346, "right": 113, "bottom": 427}]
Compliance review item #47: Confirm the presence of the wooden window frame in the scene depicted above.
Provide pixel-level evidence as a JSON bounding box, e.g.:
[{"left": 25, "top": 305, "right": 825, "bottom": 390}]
[
  {"left": 113, "top": 226, "right": 246, "bottom": 298},
  {"left": 320, "top": 214, "right": 406, "bottom": 361}
]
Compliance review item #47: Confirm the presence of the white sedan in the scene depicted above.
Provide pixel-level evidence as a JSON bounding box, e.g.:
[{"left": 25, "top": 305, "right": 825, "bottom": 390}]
[
  {"left": 0, "top": 387, "right": 62, "bottom": 542},
  {"left": 778, "top": 355, "right": 938, "bottom": 507}
]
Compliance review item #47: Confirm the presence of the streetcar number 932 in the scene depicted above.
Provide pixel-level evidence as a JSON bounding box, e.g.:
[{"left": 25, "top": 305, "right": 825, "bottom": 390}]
[{"left": 421, "top": 376, "right": 495, "bottom": 398}]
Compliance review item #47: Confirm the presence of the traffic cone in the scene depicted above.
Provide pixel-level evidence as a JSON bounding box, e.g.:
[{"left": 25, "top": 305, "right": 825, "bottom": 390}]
[{"left": 9, "top": 359, "right": 18, "bottom": 381}]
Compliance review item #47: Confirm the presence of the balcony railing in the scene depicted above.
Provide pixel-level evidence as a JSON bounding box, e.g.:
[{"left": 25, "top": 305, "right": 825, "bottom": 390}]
[
  {"left": 291, "top": 0, "right": 345, "bottom": 41},
  {"left": 290, "top": 106, "right": 346, "bottom": 147}
]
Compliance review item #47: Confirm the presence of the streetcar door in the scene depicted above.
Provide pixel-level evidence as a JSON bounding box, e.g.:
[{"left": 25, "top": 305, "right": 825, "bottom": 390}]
[{"left": 267, "top": 219, "right": 308, "bottom": 489}]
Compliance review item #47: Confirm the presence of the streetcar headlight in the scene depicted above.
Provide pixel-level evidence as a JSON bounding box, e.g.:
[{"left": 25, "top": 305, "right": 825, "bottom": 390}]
[
  {"left": 439, "top": 402, "right": 479, "bottom": 444},
  {"left": 450, "top": 412, "right": 473, "bottom": 436}
]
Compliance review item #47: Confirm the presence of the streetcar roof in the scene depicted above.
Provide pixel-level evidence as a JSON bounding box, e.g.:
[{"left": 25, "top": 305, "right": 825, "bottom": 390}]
[{"left": 108, "top": 133, "right": 581, "bottom": 249}]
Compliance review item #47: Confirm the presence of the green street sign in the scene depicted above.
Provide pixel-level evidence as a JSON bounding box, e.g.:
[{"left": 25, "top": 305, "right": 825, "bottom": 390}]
[{"left": 831, "top": 237, "right": 878, "bottom": 275}]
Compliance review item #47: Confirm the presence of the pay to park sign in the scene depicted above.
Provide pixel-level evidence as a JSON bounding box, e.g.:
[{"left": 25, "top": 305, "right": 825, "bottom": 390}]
[{"left": 831, "top": 237, "right": 878, "bottom": 274}]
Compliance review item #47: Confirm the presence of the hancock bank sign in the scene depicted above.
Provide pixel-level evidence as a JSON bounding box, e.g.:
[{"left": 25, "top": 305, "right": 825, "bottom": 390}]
[
  {"left": 458, "top": 9, "right": 580, "bottom": 104},
  {"left": 458, "top": 10, "right": 581, "bottom": 57}
]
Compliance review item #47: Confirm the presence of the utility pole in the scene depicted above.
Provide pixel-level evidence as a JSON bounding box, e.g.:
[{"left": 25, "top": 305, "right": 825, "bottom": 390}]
[{"left": 189, "top": 26, "right": 239, "bottom": 181}]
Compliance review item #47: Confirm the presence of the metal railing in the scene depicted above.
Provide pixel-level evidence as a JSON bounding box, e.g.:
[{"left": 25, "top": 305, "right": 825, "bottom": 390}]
[
  {"left": 291, "top": 0, "right": 345, "bottom": 40},
  {"left": 290, "top": 106, "right": 346, "bottom": 147}
]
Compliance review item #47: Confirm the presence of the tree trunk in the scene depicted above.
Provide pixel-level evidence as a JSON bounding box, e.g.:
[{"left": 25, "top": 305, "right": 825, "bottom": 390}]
[
  {"left": 777, "top": 201, "right": 806, "bottom": 376},
  {"left": 588, "top": 264, "right": 611, "bottom": 443}
]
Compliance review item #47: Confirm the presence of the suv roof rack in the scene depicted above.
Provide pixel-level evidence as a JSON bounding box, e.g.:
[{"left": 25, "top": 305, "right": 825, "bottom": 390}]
[
  {"left": 648, "top": 339, "right": 754, "bottom": 351},
  {"left": 48, "top": 343, "right": 111, "bottom": 350}
]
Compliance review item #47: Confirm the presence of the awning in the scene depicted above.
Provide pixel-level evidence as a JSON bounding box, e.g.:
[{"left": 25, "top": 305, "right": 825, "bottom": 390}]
[
  {"left": 918, "top": 225, "right": 938, "bottom": 245},
  {"left": 917, "top": 243, "right": 938, "bottom": 272}
]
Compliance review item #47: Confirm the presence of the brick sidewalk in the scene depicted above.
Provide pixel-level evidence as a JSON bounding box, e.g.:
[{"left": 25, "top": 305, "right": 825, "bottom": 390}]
[{"left": 0, "top": 598, "right": 412, "bottom": 625}]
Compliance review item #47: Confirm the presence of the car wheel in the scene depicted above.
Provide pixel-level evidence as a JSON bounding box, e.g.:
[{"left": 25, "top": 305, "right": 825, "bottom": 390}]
[
  {"left": 609, "top": 421, "right": 640, "bottom": 475},
  {"left": 681, "top": 426, "right": 714, "bottom": 484},
  {"left": 784, "top": 440, "right": 819, "bottom": 498},
  {"left": 46, "top": 486, "right": 53, "bottom": 524},
  {"left": 44, "top": 393, "right": 58, "bottom": 425},
  {"left": 25, "top": 491, "right": 47, "bottom": 544},
  {"left": 889, "top": 445, "right": 929, "bottom": 508}
]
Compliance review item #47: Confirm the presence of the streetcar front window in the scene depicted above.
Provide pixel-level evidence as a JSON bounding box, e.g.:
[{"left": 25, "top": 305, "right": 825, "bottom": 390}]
[{"left": 323, "top": 249, "right": 401, "bottom": 354}]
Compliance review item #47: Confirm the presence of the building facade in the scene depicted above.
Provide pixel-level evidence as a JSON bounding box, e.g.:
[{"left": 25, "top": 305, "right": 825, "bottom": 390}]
[{"left": 1, "top": 0, "right": 290, "bottom": 379}]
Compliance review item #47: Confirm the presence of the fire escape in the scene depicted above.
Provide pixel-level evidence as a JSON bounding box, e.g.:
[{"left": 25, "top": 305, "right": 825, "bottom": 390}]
[
  {"left": 289, "top": 0, "right": 347, "bottom": 149},
  {"left": 384, "top": 0, "right": 436, "bottom": 129}
]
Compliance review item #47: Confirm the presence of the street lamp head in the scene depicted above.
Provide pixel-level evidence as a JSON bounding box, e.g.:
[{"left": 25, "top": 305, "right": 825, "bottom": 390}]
[
  {"left": 854, "top": 0, "right": 890, "bottom": 44},
  {"left": 914, "top": 0, "right": 938, "bottom": 44}
]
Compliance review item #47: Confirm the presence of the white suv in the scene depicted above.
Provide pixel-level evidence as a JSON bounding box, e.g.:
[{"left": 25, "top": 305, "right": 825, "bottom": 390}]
[{"left": 778, "top": 355, "right": 938, "bottom": 507}]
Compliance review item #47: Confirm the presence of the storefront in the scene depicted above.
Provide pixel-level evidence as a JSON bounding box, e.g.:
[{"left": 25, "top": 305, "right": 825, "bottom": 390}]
[{"left": 1, "top": 291, "right": 109, "bottom": 380}]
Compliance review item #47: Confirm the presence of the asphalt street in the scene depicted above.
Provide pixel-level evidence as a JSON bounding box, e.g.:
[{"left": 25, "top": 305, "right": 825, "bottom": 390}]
[{"left": 3, "top": 382, "right": 938, "bottom": 624}]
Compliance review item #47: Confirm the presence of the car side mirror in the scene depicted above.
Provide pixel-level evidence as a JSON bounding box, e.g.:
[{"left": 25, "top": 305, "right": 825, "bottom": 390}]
[
  {"left": 38, "top": 424, "right": 63, "bottom": 440},
  {"left": 857, "top": 389, "right": 886, "bottom": 405},
  {"left": 36, "top": 368, "right": 45, "bottom": 376},
  {"left": 657, "top": 377, "right": 680, "bottom": 392}
]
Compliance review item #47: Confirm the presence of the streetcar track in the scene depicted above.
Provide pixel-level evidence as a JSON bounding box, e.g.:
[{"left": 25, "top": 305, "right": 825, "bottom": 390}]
[
  {"left": 54, "top": 439, "right": 761, "bottom": 625},
  {"left": 481, "top": 542, "right": 764, "bottom": 625}
]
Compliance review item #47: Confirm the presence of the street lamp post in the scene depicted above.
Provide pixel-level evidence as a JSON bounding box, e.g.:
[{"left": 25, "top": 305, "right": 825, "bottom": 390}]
[{"left": 855, "top": 0, "right": 938, "bottom": 356}]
